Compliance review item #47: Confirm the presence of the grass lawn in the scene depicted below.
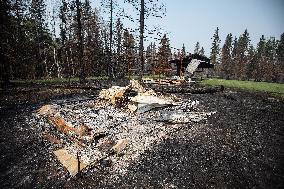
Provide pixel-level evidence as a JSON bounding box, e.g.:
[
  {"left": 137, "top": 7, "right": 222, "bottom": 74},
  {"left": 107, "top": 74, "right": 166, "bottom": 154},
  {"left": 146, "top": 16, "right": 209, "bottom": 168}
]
[{"left": 201, "top": 78, "right": 284, "bottom": 97}]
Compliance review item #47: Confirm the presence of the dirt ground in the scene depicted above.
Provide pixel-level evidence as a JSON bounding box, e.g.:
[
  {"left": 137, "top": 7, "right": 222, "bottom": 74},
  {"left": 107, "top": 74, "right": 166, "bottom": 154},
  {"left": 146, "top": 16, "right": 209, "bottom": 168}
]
[{"left": 0, "top": 83, "right": 283, "bottom": 188}]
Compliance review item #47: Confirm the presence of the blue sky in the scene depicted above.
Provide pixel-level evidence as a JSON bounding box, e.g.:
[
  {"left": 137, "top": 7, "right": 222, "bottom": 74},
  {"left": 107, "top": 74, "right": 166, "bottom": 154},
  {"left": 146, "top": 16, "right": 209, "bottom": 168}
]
[
  {"left": 49, "top": 0, "right": 284, "bottom": 56},
  {"left": 159, "top": 0, "right": 284, "bottom": 55}
]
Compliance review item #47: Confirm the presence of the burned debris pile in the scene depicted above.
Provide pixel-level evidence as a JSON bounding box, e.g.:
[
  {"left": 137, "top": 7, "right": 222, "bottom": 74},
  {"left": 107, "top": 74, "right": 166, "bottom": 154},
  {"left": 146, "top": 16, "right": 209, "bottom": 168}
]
[{"left": 29, "top": 80, "right": 216, "bottom": 177}]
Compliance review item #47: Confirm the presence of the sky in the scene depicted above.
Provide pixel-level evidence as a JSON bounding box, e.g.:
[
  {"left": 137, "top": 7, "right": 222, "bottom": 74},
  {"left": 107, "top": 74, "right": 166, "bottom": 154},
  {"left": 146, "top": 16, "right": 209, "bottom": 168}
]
[
  {"left": 159, "top": 0, "right": 284, "bottom": 55},
  {"left": 49, "top": 0, "right": 284, "bottom": 56}
]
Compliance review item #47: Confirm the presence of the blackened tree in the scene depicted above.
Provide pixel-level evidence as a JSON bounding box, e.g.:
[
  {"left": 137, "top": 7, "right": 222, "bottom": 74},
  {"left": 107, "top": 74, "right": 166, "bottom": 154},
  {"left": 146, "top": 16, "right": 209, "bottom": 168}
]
[
  {"left": 0, "top": 0, "right": 13, "bottom": 85},
  {"left": 122, "top": 29, "right": 137, "bottom": 77},
  {"left": 181, "top": 43, "right": 186, "bottom": 58},
  {"left": 29, "top": 0, "right": 49, "bottom": 78},
  {"left": 145, "top": 42, "right": 156, "bottom": 73},
  {"left": 74, "top": 0, "right": 85, "bottom": 83},
  {"left": 114, "top": 18, "right": 124, "bottom": 77},
  {"left": 125, "top": 0, "right": 166, "bottom": 78}
]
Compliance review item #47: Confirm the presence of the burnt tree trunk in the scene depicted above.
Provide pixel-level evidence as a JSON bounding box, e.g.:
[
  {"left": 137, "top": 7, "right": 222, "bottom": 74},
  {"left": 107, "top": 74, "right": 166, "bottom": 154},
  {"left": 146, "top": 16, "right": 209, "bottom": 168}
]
[
  {"left": 76, "top": 0, "right": 85, "bottom": 83},
  {"left": 139, "top": 0, "right": 145, "bottom": 79},
  {"left": 109, "top": 0, "right": 114, "bottom": 78}
]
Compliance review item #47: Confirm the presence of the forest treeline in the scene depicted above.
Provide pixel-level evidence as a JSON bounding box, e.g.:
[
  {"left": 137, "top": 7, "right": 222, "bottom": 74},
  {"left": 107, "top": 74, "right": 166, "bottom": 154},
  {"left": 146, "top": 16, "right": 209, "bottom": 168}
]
[
  {"left": 210, "top": 28, "right": 284, "bottom": 83},
  {"left": 1, "top": 0, "right": 283, "bottom": 84}
]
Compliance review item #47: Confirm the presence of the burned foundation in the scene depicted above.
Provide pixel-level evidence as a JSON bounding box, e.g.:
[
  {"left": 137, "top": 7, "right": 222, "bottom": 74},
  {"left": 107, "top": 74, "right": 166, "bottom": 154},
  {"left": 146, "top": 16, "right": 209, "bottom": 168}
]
[{"left": 30, "top": 80, "right": 216, "bottom": 177}]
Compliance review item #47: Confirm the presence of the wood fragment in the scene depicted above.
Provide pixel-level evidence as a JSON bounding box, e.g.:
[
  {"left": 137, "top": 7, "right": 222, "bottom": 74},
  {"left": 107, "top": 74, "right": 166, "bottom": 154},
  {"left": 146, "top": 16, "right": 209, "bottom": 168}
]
[
  {"left": 111, "top": 139, "right": 128, "bottom": 154},
  {"left": 48, "top": 116, "right": 77, "bottom": 135},
  {"left": 53, "top": 149, "right": 87, "bottom": 176},
  {"left": 47, "top": 116, "right": 87, "bottom": 147},
  {"left": 42, "top": 133, "right": 62, "bottom": 145}
]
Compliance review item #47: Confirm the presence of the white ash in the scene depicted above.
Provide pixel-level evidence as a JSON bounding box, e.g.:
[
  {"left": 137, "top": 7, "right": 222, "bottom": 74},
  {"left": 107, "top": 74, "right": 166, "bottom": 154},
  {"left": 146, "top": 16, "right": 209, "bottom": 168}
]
[{"left": 28, "top": 96, "right": 216, "bottom": 176}]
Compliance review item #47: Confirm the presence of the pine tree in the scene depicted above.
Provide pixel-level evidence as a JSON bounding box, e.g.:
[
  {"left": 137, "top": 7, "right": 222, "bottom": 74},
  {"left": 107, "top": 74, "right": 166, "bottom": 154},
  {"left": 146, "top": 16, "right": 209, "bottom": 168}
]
[
  {"left": 101, "top": 0, "right": 117, "bottom": 77},
  {"left": 276, "top": 33, "right": 284, "bottom": 82},
  {"left": 0, "top": 0, "right": 13, "bottom": 84},
  {"left": 199, "top": 47, "right": 205, "bottom": 56},
  {"left": 194, "top": 42, "right": 200, "bottom": 54},
  {"left": 253, "top": 35, "right": 266, "bottom": 81},
  {"left": 114, "top": 18, "right": 124, "bottom": 77},
  {"left": 139, "top": 0, "right": 145, "bottom": 78},
  {"left": 145, "top": 43, "right": 152, "bottom": 72},
  {"left": 82, "top": 0, "right": 100, "bottom": 77},
  {"left": 59, "top": 0, "right": 68, "bottom": 45},
  {"left": 83, "top": 0, "right": 92, "bottom": 44},
  {"left": 210, "top": 27, "right": 221, "bottom": 65},
  {"left": 74, "top": 0, "right": 85, "bottom": 82},
  {"left": 263, "top": 37, "right": 278, "bottom": 81},
  {"left": 277, "top": 33, "right": 284, "bottom": 60},
  {"left": 11, "top": 0, "right": 29, "bottom": 79},
  {"left": 30, "top": 0, "right": 48, "bottom": 78},
  {"left": 51, "top": 6, "right": 61, "bottom": 78},
  {"left": 181, "top": 44, "right": 186, "bottom": 58},
  {"left": 125, "top": 0, "right": 165, "bottom": 78},
  {"left": 157, "top": 34, "right": 171, "bottom": 75},
  {"left": 92, "top": 10, "right": 105, "bottom": 77},
  {"left": 122, "top": 29, "right": 136, "bottom": 77},
  {"left": 246, "top": 45, "right": 256, "bottom": 80},
  {"left": 58, "top": 0, "right": 69, "bottom": 78},
  {"left": 145, "top": 42, "right": 157, "bottom": 73},
  {"left": 230, "top": 37, "right": 238, "bottom": 79},
  {"left": 220, "top": 33, "right": 233, "bottom": 79},
  {"left": 235, "top": 29, "right": 250, "bottom": 80},
  {"left": 232, "top": 37, "right": 238, "bottom": 59}
]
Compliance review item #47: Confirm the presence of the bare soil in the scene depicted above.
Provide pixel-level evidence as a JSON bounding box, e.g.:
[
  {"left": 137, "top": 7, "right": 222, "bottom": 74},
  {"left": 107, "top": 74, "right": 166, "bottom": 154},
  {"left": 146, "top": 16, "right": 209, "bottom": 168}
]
[{"left": 0, "top": 83, "right": 283, "bottom": 188}]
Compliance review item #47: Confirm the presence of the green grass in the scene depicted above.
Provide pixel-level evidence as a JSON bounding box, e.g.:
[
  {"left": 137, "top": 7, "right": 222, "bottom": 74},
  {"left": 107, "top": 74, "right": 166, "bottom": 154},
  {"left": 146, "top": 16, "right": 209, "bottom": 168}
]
[{"left": 201, "top": 78, "right": 284, "bottom": 97}]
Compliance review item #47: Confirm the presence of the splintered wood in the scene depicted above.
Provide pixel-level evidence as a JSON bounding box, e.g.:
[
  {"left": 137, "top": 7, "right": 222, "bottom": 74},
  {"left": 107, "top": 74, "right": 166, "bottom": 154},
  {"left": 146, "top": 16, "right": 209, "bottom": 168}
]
[
  {"left": 48, "top": 116, "right": 77, "bottom": 135},
  {"left": 53, "top": 148, "right": 87, "bottom": 176},
  {"left": 99, "top": 86, "right": 128, "bottom": 105},
  {"left": 36, "top": 105, "right": 96, "bottom": 176}
]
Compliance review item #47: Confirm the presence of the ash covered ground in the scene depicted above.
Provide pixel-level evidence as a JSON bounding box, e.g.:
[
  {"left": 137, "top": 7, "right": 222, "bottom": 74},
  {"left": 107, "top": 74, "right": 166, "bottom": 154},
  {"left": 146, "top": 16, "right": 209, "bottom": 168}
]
[{"left": 0, "top": 83, "right": 283, "bottom": 188}]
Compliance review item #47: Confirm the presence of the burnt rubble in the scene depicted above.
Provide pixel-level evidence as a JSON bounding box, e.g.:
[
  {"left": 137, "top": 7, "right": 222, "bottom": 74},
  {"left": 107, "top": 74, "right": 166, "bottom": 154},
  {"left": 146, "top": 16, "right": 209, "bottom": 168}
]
[
  {"left": 1, "top": 84, "right": 283, "bottom": 188},
  {"left": 28, "top": 80, "right": 216, "bottom": 177}
]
